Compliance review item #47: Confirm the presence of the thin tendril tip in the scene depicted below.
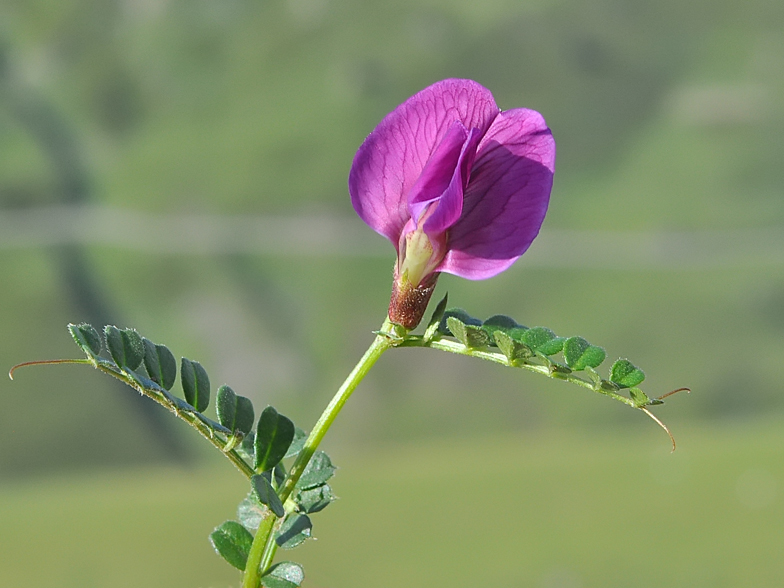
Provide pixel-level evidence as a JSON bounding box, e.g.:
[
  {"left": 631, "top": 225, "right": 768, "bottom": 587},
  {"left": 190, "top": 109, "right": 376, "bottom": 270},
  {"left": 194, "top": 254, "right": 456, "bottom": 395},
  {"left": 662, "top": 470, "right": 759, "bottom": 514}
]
[
  {"left": 9, "top": 358, "right": 90, "bottom": 380},
  {"left": 640, "top": 407, "right": 677, "bottom": 452},
  {"left": 657, "top": 387, "right": 690, "bottom": 401}
]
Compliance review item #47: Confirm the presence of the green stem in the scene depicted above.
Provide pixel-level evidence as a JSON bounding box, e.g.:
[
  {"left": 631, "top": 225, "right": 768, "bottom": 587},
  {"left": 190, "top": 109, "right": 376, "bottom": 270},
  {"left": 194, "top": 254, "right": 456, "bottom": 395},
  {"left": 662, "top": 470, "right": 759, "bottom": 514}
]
[
  {"left": 241, "top": 317, "right": 399, "bottom": 588},
  {"left": 256, "top": 519, "right": 282, "bottom": 581},
  {"left": 243, "top": 514, "right": 277, "bottom": 588}
]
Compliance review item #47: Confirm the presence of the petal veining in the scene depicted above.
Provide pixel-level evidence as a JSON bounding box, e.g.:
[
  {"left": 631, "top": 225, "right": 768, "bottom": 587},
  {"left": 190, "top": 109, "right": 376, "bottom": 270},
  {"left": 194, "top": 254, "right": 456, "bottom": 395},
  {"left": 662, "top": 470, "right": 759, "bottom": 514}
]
[
  {"left": 407, "top": 121, "right": 469, "bottom": 224},
  {"left": 437, "top": 108, "right": 556, "bottom": 279},
  {"left": 349, "top": 79, "right": 500, "bottom": 248}
]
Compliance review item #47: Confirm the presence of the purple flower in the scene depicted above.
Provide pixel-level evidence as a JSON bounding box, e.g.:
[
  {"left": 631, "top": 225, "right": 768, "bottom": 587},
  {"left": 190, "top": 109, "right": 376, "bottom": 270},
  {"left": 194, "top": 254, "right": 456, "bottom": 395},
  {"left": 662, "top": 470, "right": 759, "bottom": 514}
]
[{"left": 349, "top": 79, "right": 555, "bottom": 329}]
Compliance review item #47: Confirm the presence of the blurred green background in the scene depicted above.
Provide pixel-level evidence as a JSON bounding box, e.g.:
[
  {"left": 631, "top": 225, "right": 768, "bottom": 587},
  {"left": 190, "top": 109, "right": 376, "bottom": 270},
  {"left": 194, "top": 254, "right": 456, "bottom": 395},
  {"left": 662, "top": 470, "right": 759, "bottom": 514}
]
[{"left": 1, "top": 0, "right": 783, "bottom": 586}]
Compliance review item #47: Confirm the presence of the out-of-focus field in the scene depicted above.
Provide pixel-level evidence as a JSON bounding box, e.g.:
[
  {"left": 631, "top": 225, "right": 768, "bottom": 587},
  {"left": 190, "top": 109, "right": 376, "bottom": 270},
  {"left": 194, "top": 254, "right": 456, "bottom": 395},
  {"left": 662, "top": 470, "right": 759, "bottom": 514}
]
[
  {"left": 1, "top": 0, "right": 783, "bottom": 586},
  {"left": 2, "top": 419, "right": 782, "bottom": 588}
]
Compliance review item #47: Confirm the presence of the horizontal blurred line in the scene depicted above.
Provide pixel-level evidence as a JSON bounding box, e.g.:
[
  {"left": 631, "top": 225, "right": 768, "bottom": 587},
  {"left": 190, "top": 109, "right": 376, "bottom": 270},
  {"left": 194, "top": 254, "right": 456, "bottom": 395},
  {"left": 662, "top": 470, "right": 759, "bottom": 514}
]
[
  {"left": 0, "top": 205, "right": 386, "bottom": 256},
  {"left": 524, "top": 227, "right": 784, "bottom": 270},
  {"left": 1, "top": 205, "right": 783, "bottom": 270}
]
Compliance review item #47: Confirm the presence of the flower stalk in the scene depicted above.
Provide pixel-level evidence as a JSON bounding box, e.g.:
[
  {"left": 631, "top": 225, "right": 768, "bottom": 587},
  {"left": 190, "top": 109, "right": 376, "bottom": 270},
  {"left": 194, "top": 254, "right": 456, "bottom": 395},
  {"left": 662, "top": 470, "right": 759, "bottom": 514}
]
[{"left": 241, "top": 317, "right": 401, "bottom": 588}]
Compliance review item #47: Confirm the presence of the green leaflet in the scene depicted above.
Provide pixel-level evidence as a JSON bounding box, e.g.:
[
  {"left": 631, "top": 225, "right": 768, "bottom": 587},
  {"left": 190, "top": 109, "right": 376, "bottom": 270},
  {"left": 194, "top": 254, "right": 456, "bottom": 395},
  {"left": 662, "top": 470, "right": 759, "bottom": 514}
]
[
  {"left": 563, "top": 336, "right": 606, "bottom": 370},
  {"left": 68, "top": 323, "right": 102, "bottom": 357},
  {"left": 610, "top": 359, "right": 646, "bottom": 388},
  {"left": 216, "top": 385, "right": 255, "bottom": 436},
  {"left": 275, "top": 514, "right": 313, "bottom": 549},
  {"left": 296, "top": 483, "right": 335, "bottom": 514},
  {"left": 181, "top": 357, "right": 211, "bottom": 411},
  {"left": 141, "top": 338, "right": 177, "bottom": 391},
  {"left": 104, "top": 326, "right": 144, "bottom": 370},
  {"left": 296, "top": 451, "right": 335, "bottom": 490},
  {"left": 446, "top": 316, "right": 490, "bottom": 348},
  {"left": 251, "top": 474, "right": 285, "bottom": 518},
  {"left": 261, "top": 562, "right": 305, "bottom": 588},
  {"left": 254, "top": 406, "right": 295, "bottom": 472},
  {"left": 209, "top": 521, "right": 254, "bottom": 571}
]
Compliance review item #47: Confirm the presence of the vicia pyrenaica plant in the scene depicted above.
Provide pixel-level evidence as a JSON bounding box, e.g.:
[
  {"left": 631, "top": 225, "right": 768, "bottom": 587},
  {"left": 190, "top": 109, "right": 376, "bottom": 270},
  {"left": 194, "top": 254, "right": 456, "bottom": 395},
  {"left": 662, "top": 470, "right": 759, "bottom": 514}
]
[{"left": 10, "top": 78, "right": 686, "bottom": 588}]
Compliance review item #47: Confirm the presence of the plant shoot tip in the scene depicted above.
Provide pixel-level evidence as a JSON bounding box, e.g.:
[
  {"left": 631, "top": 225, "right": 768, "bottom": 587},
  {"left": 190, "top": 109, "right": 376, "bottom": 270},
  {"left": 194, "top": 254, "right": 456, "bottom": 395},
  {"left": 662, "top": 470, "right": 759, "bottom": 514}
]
[
  {"left": 640, "top": 407, "right": 676, "bottom": 451},
  {"left": 8, "top": 358, "right": 91, "bottom": 380}
]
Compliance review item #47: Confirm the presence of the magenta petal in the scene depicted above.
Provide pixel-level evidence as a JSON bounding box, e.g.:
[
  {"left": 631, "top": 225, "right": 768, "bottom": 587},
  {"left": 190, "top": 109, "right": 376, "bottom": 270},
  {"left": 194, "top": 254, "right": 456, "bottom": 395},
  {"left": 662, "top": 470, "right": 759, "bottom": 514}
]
[
  {"left": 437, "top": 108, "right": 556, "bottom": 280},
  {"left": 422, "top": 126, "right": 482, "bottom": 236},
  {"left": 349, "top": 79, "right": 500, "bottom": 247},
  {"left": 408, "top": 121, "right": 469, "bottom": 223}
]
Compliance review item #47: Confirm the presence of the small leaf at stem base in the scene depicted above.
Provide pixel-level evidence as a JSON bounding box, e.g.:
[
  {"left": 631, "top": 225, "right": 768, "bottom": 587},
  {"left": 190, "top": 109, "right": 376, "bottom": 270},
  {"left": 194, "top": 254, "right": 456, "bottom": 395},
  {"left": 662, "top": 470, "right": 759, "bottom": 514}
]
[
  {"left": 423, "top": 293, "right": 449, "bottom": 343},
  {"left": 237, "top": 492, "right": 264, "bottom": 531},
  {"left": 275, "top": 514, "right": 313, "bottom": 549},
  {"left": 262, "top": 561, "right": 305, "bottom": 588},
  {"left": 493, "top": 330, "right": 533, "bottom": 362},
  {"left": 629, "top": 387, "right": 652, "bottom": 407},
  {"left": 209, "top": 521, "right": 254, "bottom": 571}
]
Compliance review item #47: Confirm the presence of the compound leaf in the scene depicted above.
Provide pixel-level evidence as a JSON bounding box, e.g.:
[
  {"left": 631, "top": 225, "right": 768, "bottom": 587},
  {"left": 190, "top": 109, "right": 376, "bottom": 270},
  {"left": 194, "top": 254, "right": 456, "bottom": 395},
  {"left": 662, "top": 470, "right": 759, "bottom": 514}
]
[
  {"left": 481, "top": 315, "right": 524, "bottom": 344},
  {"left": 519, "top": 327, "right": 558, "bottom": 353}
]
